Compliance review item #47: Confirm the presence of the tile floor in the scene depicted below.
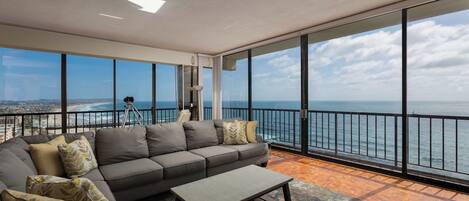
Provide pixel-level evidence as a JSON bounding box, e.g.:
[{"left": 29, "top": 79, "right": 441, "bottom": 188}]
[{"left": 267, "top": 149, "right": 469, "bottom": 201}]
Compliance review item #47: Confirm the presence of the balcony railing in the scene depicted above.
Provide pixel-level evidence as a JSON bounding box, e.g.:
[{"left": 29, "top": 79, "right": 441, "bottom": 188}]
[
  {"left": 0, "top": 108, "right": 178, "bottom": 141},
  {"left": 217, "top": 107, "right": 469, "bottom": 184}
]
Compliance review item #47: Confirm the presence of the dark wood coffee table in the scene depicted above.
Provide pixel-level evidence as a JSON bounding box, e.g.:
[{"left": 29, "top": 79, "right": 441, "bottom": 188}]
[{"left": 170, "top": 165, "right": 293, "bottom": 201}]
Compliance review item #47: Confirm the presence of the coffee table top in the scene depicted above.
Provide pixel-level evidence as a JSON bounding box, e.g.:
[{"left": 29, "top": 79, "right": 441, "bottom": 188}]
[{"left": 170, "top": 165, "right": 293, "bottom": 201}]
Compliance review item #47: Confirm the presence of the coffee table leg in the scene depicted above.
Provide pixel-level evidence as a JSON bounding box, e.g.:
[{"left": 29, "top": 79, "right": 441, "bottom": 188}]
[{"left": 282, "top": 183, "right": 291, "bottom": 201}]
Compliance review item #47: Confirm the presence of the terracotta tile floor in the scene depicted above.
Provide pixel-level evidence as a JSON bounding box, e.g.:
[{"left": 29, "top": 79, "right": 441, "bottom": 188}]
[{"left": 267, "top": 149, "right": 469, "bottom": 201}]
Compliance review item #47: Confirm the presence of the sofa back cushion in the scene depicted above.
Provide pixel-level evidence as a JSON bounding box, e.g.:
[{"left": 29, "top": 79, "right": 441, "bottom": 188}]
[
  {"left": 50, "top": 132, "right": 96, "bottom": 152},
  {"left": 96, "top": 127, "right": 149, "bottom": 165},
  {"left": 146, "top": 123, "right": 187, "bottom": 156},
  {"left": 0, "top": 149, "right": 35, "bottom": 191},
  {"left": 183, "top": 121, "right": 219, "bottom": 149},
  {"left": 213, "top": 120, "right": 224, "bottom": 144}
]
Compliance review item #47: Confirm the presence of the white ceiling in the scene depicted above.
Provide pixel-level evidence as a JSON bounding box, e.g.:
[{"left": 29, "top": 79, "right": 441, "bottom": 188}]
[{"left": 0, "top": 0, "right": 402, "bottom": 55}]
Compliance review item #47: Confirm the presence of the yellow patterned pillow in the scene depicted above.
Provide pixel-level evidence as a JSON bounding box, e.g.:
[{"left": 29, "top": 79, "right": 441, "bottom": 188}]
[
  {"left": 57, "top": 136, "right": 97, "bottom": 177},
  {"left": 223, "top": 120, "right": 249, "bottom": 145},
  {"left": 1, "top": 189, "right": 62, "bottom": 201},
  {"left": 26, "top": 176, "right": 108, "bottom": 201}
]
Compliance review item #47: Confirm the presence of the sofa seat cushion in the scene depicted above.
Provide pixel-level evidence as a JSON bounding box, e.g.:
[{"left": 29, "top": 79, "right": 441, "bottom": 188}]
[
  {"left": 80, "top": 168, "right": 104, "bottom": 181},
  {"left": 150, "top": 151, "right": 205, "bottom": 179},
  {"left": 93, "top": 181, "right": 116, "bottom": 201},
  {"left": 222, "top": 143, "right": 268, "bottom": 160},
  {"left": 100, "top": 158, "right": 163, "bottom": 191},
  {"left": 189, "top": 146, "right": 239, "bottom": 168}
]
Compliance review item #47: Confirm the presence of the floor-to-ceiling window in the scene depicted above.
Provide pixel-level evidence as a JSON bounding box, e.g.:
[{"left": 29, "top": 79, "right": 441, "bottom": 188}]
[
  {"left": 0, "top": 48, "right": 61, "bottom": 138},
  {"left": 203, "top": 67, "right": 213, "bottom": 120},
  {"left": 116, "top": 60, "right": 152, "bottom": 125},
  {"left": 156, "top": 64, "right": 178, "bottom": 122},
  {"left": 252, "top": 38, "right": 301, "bottom": 148},
  {"left": 222, "top": 51, "right": 249, "bottom": 120},
  {"left": 307, "top": 11, "right": 402, "bottom": 168},
  {"left": 407, "top": 0, "right": 469, "bottom": 180},
  {"left": 67, "top": 55, "right": 113, "bottom": 132}
]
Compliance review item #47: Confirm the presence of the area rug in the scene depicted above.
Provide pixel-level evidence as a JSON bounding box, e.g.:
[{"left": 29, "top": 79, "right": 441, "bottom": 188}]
[{"left": 146, "top": 179, "right": 360, "bottom": 201}]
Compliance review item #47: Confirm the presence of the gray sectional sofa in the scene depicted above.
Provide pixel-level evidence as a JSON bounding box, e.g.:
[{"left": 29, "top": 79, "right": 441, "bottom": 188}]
[{"left": 0, "top": 120, "right": 269, "bottom": 201}]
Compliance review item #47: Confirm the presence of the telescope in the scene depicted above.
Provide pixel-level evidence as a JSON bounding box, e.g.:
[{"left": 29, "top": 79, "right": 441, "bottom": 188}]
[
  {"left": 121, "top": 96, "right": 143, "bottom": 127},
  {"left": 123, "top": 96, "right": 134, "bottom": 104}
]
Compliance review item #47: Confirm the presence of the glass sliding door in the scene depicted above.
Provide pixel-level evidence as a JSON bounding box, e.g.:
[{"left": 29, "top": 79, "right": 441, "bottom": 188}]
[
  {"left": 252, "top": 38, "right": 301, "bottom": 149},
  {"left": 67, "top": 55, "right": 113, "bottom": 132},
  {"left": 307, "top": 11, "right": 402, "bottom": 169},
  {"left": 222, "top": 51, "right": 249, "bottom": 120},
  {"left": 156, "top": 64, "right": 178, "bottom": 122},
  {"left": 0, "top": 48, "right": 61, "bottom": 139},
  {"left": 407, "top": 0, "right": 469, "bottom": 181},
  {"left": 116, "top": 60, "right": 152, "bottom": 126}
]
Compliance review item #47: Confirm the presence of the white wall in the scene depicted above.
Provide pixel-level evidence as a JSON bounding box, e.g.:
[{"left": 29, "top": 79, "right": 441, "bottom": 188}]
[{"left": 0, "top": 24, "right": 199, "bottom": 66}]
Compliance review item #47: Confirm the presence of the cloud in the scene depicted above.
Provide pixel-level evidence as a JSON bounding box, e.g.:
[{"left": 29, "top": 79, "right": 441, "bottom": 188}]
[
  {"left": 2, "top": 55, "right": 58, "bottom": 69},
  {"left": 267, "top": 55, "right": 296, "bottom": 68},
  {"left": 235, "top": 16, "right": 469, "bottom": 102}
]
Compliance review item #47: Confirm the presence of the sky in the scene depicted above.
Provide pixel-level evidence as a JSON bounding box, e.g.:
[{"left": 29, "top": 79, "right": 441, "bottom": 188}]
[
  {"left": 0, "top": 49, "right": 177, "bottom": 102},
  {"left": 223, "top": 9, "right": 469, "bottom": 102},
  {"left": 1, "top": 8, "right": 469, "bottom": 103}
]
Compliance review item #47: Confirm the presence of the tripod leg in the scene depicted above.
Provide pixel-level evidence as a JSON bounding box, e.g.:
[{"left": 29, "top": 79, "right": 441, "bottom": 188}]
[
  {"left": 122, "top": 108, "right": 129, "bottom": 127},
  {"left": 132, "top": 107, "right": 144, "bottom": 126}
]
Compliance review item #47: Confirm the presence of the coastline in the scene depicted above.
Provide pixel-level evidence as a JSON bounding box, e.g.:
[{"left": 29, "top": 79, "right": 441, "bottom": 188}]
[{"left": 67, "top": 102, "right": 112, "bottom": 112}]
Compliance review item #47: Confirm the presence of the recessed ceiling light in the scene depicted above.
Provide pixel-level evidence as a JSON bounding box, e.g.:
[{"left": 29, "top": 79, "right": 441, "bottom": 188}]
[
  {"left": 99, "top": 13, "right": 124, "bottom": 20},
  {"left": 128, "top": 0, "right": 165, "bottom": 14}
]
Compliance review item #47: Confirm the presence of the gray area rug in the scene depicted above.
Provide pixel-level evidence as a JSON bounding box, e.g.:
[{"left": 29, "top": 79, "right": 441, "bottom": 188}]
[{"left": 144, "top": 179, "right": 359, "bottom": 201}]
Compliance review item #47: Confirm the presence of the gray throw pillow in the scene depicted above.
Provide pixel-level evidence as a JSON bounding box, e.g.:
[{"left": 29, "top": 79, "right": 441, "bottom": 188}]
[
  {"left": 0, "top": 149, "right": 35, "bottom": 191},
  {"left": 183, "top": 121, "right": 219, "bottom": 149},
  {"left": 0, "top": 138, "right": 37, "bottom": 174},
  {"left": 96, "top": 127, "right": 149, "bottom": 165},
  {"left": 146, "top": 123, "right": 187, "bottom": 156}
]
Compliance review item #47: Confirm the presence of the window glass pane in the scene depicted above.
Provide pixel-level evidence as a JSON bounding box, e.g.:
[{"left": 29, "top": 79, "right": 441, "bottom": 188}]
[
  {"left": 68, "top": 55, "right": 113, "bottom": 112},
  {"left": 156, "top": 64, "right": 177, "bottom": 108},
  {"left": 407, "top": 0, "right": 469, "bottom": 180},
  {"left": 116, "top": 60, "right": 152, "bottom": 125},
  {"left": 203, "top": 67, "right": 212, "bottom": 120},
  {"left": 0, "top": 48, "right": 61, "bottom": 113},
  {"left": 67, "top": 55, "right": 113, "bottom": 132},
  {"left": 156, "top": 64, "right": 178, "bottom": 122},
  {"left": 252, "top": 38, "right": 301, "bottom": 147},
  {"left": 0, "top": 47, "right": 61, "bottom": 139},
  {"left": 307, "top": 12, "right": 402, "bottom": 167},
  {"left": 222, "top": 51, "right": 248, "bottom": 120}
]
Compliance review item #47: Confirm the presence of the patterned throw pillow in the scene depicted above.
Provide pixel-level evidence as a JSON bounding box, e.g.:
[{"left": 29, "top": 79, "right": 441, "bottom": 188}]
[
  {"left": 26, "top": 176, "right": 108, "bottom": 201},
  {"left": 1, "top": 189, "right": 62, "bottom": 201},
  {"left": 223, "top": 120, "right": 249, "bottom": 145},
  {"left": 57, "top": 136, "right": 98, "bottom": 177}
]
